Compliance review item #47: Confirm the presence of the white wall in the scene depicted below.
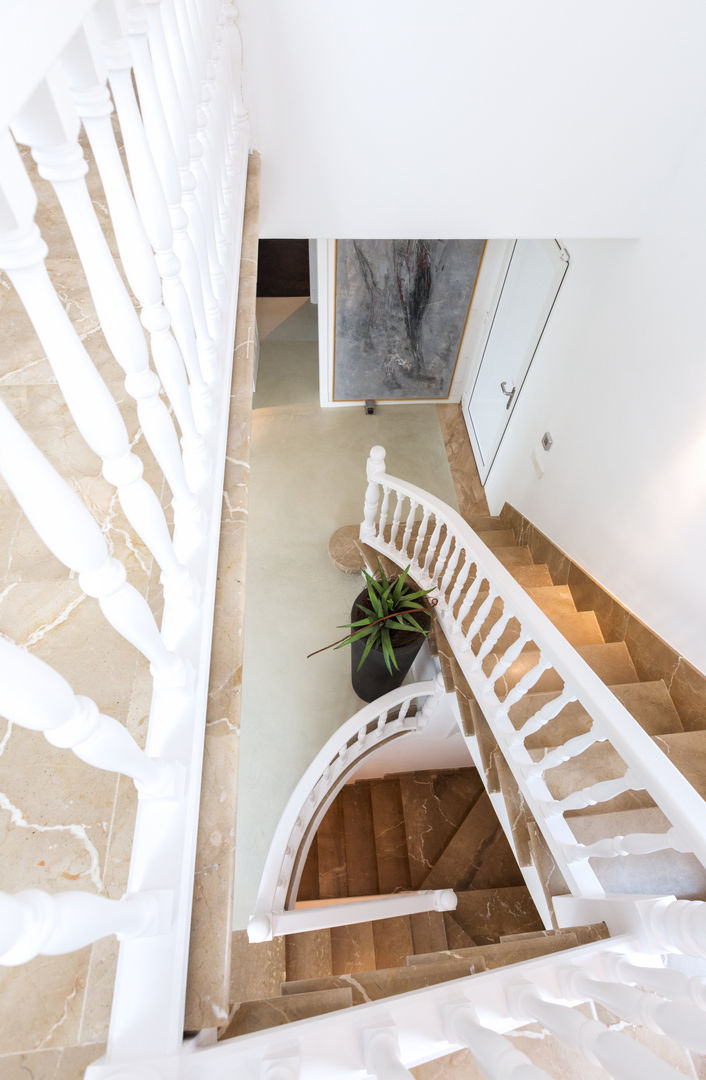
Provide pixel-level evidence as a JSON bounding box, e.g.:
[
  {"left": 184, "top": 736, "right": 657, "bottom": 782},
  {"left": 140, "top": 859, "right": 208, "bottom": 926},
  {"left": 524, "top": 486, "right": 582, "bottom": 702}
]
[
  {"left": 237, "top": 0, "right": 706, "bottom": 239},
  {"left": 482, "top": 134, "right": 706, "bottom": 675}
]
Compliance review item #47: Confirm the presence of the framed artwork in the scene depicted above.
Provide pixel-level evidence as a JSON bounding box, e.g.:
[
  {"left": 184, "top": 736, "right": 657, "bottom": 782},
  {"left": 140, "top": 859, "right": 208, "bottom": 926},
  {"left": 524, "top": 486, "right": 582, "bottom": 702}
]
[{"left": 333, "top": 239, "right": 485, "bottom": 401}]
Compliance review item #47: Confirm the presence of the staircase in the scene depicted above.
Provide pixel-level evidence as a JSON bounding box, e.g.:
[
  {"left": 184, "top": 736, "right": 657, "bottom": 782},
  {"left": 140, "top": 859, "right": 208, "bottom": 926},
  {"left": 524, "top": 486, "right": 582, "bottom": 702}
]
[{"left": 225, "top": 767, "right": 610, "bottom": 1039}]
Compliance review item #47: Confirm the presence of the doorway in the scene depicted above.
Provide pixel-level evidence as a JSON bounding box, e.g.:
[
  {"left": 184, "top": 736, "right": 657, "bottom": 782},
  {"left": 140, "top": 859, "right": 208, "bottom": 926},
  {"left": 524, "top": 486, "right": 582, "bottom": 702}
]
[{"left": 462, "top": 239, "right": 569, "bottom": 482}]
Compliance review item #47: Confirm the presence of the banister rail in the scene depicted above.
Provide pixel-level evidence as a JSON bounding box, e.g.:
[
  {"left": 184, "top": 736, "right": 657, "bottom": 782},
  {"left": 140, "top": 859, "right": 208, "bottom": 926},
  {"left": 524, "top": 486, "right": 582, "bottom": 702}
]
[
  {"left": 359, "top": 445, "right": 706, "bottom": 894},
  {"left": 249, "top": 679, "right": 445, "bottom": 941},
  {"left": 0, "top": 0, "right": 249, "bottom": 1071}
]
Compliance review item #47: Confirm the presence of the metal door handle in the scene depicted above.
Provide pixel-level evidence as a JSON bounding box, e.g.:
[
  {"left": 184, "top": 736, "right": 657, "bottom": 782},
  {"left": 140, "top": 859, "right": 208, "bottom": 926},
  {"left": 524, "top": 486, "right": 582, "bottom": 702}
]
[{"left": 500, "top": 380, "right": 516, "bottom": 411}]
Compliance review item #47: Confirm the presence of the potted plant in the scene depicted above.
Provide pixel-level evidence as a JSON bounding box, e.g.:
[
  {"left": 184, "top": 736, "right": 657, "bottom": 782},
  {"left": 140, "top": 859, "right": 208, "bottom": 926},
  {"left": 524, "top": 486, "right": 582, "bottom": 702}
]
[{"left": 309, "top": 561, "right": 435, "bottom": 702}]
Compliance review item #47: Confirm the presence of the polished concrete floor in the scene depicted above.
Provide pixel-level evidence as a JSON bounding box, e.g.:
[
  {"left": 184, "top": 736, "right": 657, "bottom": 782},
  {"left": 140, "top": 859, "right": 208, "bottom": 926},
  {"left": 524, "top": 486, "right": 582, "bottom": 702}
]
[{"left": 233, "top": 301, "right": 459, "bottom": 928}]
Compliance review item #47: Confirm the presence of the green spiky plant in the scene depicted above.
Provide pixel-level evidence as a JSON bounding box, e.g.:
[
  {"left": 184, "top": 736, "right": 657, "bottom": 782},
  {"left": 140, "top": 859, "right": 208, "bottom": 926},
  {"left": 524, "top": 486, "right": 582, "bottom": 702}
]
[{"left": 307, "top": 560, "right": 435, "bottom": 674}]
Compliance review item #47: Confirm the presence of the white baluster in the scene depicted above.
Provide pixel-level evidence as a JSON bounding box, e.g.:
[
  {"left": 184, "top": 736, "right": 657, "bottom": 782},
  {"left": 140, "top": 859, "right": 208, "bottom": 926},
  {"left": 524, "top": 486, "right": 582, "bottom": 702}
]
[
  {"left": 377, "top": 484, "right": 391, "bottom": 542},
  {"left": 452, "top": 567, "right": 482, "bottom": 633},
  {"left": 261, "top": 1056, "right": 300, "bottom": 1080},
  {"left": 472, "top": 610, "right": 511, "bottom": 672},
  {"left": 124, "top": 0, "right": 219, "bottom": 385},
  {"left": 542, "top": 770, "right": 637, "bottom": 819},
  {"left": 411, "top": 506, "right": 431, "bottom": 566},
  {"left": 0, "top": 888, "right": 168, "bottom": 966},
  {"left": 0, "top": 636, "right": 179, "bottom": 797},
  {"left": 429, "top": 527, "right": 453, "bottom": 582},
  {"left": 95, "top": 0, "right": 213, "bottom": 442},
  {"left": 604, "top": 954, "right": 706, "bottom": 1009},
  {"left": 364, "top": 1027, "right": 414, "bottom": 1080},
  {"left": 567, "top": 826, "right": 690, "bottom": 862},
  {"left": 486, "top": 633, "right": 531, "bottom": 688},
  {"left": 445, "top": 1004, "right": 553, "bottom": 1079},
  {"left": 510, "top": 688, "right": 578, "bottom": 747},
  {"left": 0, "top": 125, "right": 197, "bottom": 645},
  {"left": 509, "top": 982, "right": 684, "bottom": 1080},
  {"left": 464, "top": 590, "right": 497, "bottom": 652},
  {"left": 377, "top": 711, "right": 388, "bottom": 734},
  {"left": 400, "top": 498, "right": 418, "bottom": 556},
  {"left": 526, "top": 728, "right": 607, "bottom": 775},
  {"left": 496, "top": 656, "right": 552, "bottom": 711},
  {"left": 160, "top": 0, "right": 225, "bottom": 300},
  {"left": 62, "top": 26, "right": 209, "bottom": 537},
  {"left": 422, "top": 516, "right": 443, "bottom": 575},
  {"left": 140, "top": 0, "right": 221, "bottom": 341},
  {"left": 561, "top": 964, "right": 706, "bottom": 1054},
  {"left": 641, "top": 897, "right": 706, "bottom": 959},
  {"left": 440, "top": 540, "right": 462, "bottom": 597},
  {"left": 447, "top": 548, "right": 471, "bottom": 613},
  {"left": 361, "top": 445, "right": 386, "bottom": 542},
  {"left": 0, "top": 397, "right": 184, "bottom": 683}
]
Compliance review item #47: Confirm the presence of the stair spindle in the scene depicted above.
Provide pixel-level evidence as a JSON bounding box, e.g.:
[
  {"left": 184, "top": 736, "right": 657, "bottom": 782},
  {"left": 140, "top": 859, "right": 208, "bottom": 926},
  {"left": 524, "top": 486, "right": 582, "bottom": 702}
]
[
  {"left": 542, "top": 770, "right": 638, "bottom": 819},
  {"left": 526, "top": 728, "right": 605, "bottom": 776},
  {"left": 445, "top": 1005, "right": 553, "bottom": 1080},
  {"left": 510, "top": 688, "right": 578, "bottom": 748}
]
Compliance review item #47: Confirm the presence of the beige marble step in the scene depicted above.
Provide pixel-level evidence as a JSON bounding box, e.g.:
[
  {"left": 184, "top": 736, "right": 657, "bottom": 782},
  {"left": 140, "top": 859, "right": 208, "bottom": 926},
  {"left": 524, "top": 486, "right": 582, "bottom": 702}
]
[
  {"left": 407, "top": 930, "right": 580, "bottom": 967},
  {"left": 410, "top": 911, "right": 448, "bottom": 955},
  {"left": 230, "top": 932, "right": 286, "bottom": 1006},
  {"left": 499, "top": 922, "right": 609, "bottom": 945},
  {"left": 531, "top": 739, "right": 655, "bottom": 817},
  {"left": 475, "top": 529, "right": 517, "bottom": 550},
  {"left": 652, "top": 731, "right": 706, "bottom": 799},
  {"left": 498, "top": 641, "right": 639, "bottom": 697},
  {"left": 442, "top": 912, "right": 476, "bottom": 949},
  {"left": 566, "top": 806, "right": 706, "bottom": 900},
  {"left": 341, "top": 783, "right": 378, "bottom": 895},
  {"left": 452, "top": 886, "right": 543, "bottom": 945},
  {"left": 222, "top": 986, "right": 353, "bottom": 1036},
  {"left": 284, "top": 929, "right": 333, "bottom": 982},
  {"left": 370, "top": 778, "right": 412, "bottom": 892},
  {"left": 420, "top": 792, "right": 522, "bottom": 891},
  {"left": 526, "top": 584, "right": 577, "bottom": 619},
  {"left": 485, "top": 610, "right": 604, "bottom": 664},
  {"left": 526, "top": 821, "right": 569, "bottom": 923},
  {"left": 508, "top": 563, "right": 554, "bottom": 588},
  {"left": 399, "top": 769, "right": 483, "bottom": 889},
  {"left": 508, "top": 680, "right": 682, "bottom": 751},
  {"left": 492, "top": 545, "right": 534, "bottom": 567},
  {"left": 372, "top": 915, "right": 415, "bottom": 969},
  {"left": 280, "top": 954, "right": 488, "bottom": 1005},
  {"left": 330, "top": 921, "right": 376, "bottom": 975},
  {"left": 494, "top": 752, "right": 533, "bottom": 867},
  {"left": 317, "top": 798, "right": 348, "bottom": 899}
]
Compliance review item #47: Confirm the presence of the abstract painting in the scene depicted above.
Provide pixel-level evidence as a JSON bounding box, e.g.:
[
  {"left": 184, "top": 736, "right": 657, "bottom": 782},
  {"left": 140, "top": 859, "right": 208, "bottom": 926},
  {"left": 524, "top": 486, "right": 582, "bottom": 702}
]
[{"left": 333, "top": 239, "right": 485, "bottom": 400}]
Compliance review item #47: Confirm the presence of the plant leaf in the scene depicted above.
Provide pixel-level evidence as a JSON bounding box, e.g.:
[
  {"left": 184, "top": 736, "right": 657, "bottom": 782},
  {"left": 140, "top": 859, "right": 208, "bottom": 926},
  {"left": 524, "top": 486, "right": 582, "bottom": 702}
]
[
  {"left": 333, "top": 625, "right": 376, "bottom": 648},
  {"left": 356, "top": 630, "right": 378, "bottom": 671}
]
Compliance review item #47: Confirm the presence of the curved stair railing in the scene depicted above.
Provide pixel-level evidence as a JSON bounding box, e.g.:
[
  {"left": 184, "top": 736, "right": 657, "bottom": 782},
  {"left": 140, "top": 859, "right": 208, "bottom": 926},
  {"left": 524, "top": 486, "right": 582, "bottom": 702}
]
[
  {"left": 358, "top": 445, "right": 706, "bottom": 897},
  {"left": 248, "top": 678, "right": 459, "bottom": 942}
]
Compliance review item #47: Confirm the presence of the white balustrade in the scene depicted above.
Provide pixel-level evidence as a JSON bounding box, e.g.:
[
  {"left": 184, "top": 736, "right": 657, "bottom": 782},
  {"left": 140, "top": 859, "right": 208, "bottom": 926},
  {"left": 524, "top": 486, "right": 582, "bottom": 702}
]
[
  {"left": 364, "top": 1028, "right": 414, "bottom": 1080},
  {"left": 508, "top": 982, "right": 685, "bottom": 1080},
  {"left": 359, "top": 445, "right": 706, "bottom": 897},
  {"left": 560, "top": 964, "right": 706, "bottom": 1054},
  {"left": 255, "top": 889, "right": 457, "bottom": 941},
  {"left": 0, "top": 887, "right": 169, "bottom": 966},
  {"left": 250, "top": 682, "right": 442, "bottom": 940},
  {"left": 0, "top": 396, "right": 182, "bottom": 680},
  {"left": 603, "top": 953, "right": 706, "bottom": 1008},
  {"left": 0, "top": 636, "right": 179, "bottom": 797},
  {"left": 445, "top": 1004, "right": 553, "bottom": 1079}
]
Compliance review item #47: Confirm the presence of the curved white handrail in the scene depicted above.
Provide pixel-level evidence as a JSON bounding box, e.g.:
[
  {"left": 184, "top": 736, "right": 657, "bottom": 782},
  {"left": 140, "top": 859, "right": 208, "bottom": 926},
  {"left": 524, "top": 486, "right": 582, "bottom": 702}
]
[
  {"left": 249, "top": 680, "right": 442, "bottom": 940},
  {"left": 360, "top": 445, "right": 706, "bottom": 892}
]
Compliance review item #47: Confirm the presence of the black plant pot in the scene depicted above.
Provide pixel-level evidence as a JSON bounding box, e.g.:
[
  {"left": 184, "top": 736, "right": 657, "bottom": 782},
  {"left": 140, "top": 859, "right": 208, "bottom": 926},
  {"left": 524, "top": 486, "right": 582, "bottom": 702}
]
[{"left": 349, "top": 585, "right": 431, "bottom": 703}]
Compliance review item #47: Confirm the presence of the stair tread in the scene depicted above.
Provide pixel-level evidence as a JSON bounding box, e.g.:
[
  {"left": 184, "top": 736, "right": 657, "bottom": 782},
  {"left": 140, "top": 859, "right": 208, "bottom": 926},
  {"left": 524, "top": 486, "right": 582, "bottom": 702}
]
[
  {"left": 410, "top": 910, "right": 448, "bottom": 954},
  {"left": 317, "top": 798, "right": 348, "bottom": 899},
  {"left": 420, "top": 792, "right": 523, "bottom": 891},
  {"left": 222, "top": 986, "right": 353, "bottom": 1037},
  {"left": 452, "top": 887, "right": 543, "bottom": 944},
  {"left": 330, "top": 921, "right": 376, "bottom": 975},
  {"left": 476, "top": 529, "right": 517, "bottom": 550},
  {"left": 281, "top": 955, "right": 488, "bottom": 1004},
  {"left": 526, "top": 584, "right": 577, "bottom": 619},
  {"left": 508, "top": 680, "right": 682, "bottom": 750},
  {"left": 407, "top": 931, "right": 580, "bottom": 967},
  {"left": 652, "top": 730, "right": 706, "bottom": 799},
  {"left": 372, "top": 915, "right": 415, "bottom": 969},
  {"left": 508, "top": 563, "right": 554, "bottom": 588},
  {"left": 443, "top": 911, "right": 476, "bottom": 949},
  {"left": 399, "top": 768, "right": 484, "bottom": 889},
  {"left": 526, "top": 821, "right": 569, "bottom": 917},
  {"left": 499, "top": 922, "right": 610, "bottom": 944},
  {"left": 284, "top": 929, "right": 333, "bottom": 982},
  {"left": 341, "top": 783, "right": 379, "bottom": 895},
  {"left": 492, "top": 545, "right": 533, "bottom": 567},
  {"left": 498, "top": 642, "right": 638, "bottom": 698},
  {"left": 369, "top": 778, "right": 412, "bottom": 893}
]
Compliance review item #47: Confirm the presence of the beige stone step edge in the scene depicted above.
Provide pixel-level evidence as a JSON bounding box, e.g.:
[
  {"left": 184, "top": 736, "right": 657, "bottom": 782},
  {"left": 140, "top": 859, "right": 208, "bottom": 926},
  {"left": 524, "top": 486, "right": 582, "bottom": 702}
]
[{"left": 183, "top": 153, "right": 261, "bottom": 1032}]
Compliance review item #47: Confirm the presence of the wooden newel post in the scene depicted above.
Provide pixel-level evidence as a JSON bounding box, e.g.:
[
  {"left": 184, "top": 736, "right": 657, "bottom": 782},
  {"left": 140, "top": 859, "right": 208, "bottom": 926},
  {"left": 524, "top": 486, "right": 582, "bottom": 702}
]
[{"left": 361, "top": 445, "right": 386, "bottom": 542}]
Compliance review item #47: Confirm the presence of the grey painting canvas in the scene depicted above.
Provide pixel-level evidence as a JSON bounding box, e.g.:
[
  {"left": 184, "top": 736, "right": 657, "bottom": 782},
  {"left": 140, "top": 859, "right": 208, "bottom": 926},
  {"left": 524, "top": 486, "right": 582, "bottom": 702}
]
[{"left": 333, "top": 239, "right": 485, "bottom": 400}]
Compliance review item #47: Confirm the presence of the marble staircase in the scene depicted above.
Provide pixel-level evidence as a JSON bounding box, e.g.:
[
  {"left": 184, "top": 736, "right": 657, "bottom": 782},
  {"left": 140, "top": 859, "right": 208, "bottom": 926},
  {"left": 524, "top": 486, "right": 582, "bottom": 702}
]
[{"left": 225, "top": 766, "right": 613, "bottom": 1039}]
